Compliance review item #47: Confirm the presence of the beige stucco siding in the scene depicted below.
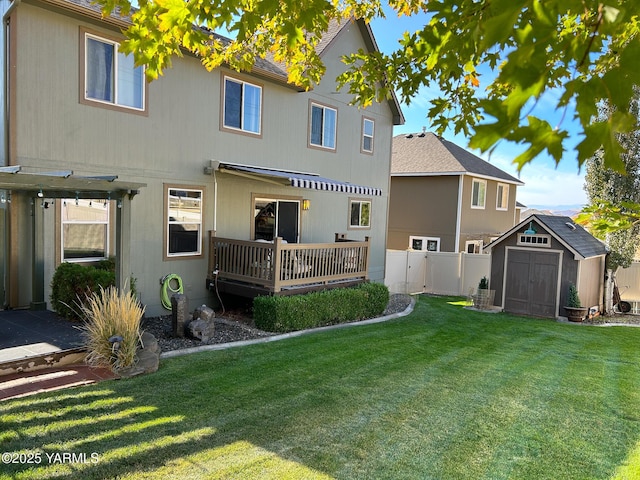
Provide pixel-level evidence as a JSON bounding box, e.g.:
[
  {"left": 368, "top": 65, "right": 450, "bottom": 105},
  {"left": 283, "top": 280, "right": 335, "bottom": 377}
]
[{"left": 9, "top": 3, "right": 395, "bottom": 313}]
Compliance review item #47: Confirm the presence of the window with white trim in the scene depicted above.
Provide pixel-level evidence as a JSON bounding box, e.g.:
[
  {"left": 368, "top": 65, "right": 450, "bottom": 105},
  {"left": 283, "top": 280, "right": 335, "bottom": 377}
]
[
  {"left": 310, "top": 103, "right": 337, "bottom": 149},
  {"left": 409, "top": 236, "right": 440, "bottom": 252},
  {"left": 223, "top": 76, "right": 262, "bottom": 134},
  {"left": 166, "top": 187, "right": 203, "bottom": 257},
  {"left": 517, "top": 234, "right": 551, "bottom": 247},
  {"left": 496, "top": 183, "right": 509, "bottom": 210},
  {"left": 84, "top": 32, "right": 145, "bottom": 110},
  {"left": 62, "top": 199, "right": 109, "bottom": 262},
  {"left": 465, "top": 240, "right": 483, "bottom": 254},
  {"left": 471, "top": 178, "right": 486, "bottom": 209},
  {"left": 362, "top": 117, "right": 375, "bottom": 153},
  {"left": 349, "top": 199, "right": 371, "bottom": 229}
]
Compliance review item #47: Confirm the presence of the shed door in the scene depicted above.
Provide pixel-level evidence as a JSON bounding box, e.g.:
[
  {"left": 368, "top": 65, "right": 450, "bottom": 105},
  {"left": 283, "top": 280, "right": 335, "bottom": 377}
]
[{"left": 504, "top": 250, "right": 559, "bottom": 317}]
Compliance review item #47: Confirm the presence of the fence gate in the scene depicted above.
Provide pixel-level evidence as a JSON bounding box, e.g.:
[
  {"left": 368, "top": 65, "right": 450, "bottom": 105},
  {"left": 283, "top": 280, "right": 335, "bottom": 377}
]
[
  {"left": 385, "top": 250, "right": 426, "bottom": 294},
  {"left": 385, "top": 250, "right": 491, "bottom": 296}
]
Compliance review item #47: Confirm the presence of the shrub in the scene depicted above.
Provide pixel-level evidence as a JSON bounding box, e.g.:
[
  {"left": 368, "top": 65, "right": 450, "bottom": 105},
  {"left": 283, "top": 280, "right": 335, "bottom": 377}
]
[
  {"left": 79, "top": 286, "right": 145, "bottom": 372},
  {"left": 253, "top": 282, "right": 389, "bottom": 333},
  {"left": 567, "top": 284, "right": 582, "bottom": 308},
  {"left": 50, "top": 262, "right": 116, "bottom": 320}
]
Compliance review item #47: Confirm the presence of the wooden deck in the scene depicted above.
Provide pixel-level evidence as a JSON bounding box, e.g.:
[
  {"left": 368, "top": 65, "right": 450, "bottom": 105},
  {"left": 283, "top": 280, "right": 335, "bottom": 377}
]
[{"left": 207, "top": 232, "right": 370, "bottom": 297}]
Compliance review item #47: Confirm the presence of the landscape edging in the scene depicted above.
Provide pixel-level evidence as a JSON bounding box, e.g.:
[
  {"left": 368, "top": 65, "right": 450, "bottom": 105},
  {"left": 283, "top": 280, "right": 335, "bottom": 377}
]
[{"left": 160, "top": 295, "right": 416, "bottom": 360}]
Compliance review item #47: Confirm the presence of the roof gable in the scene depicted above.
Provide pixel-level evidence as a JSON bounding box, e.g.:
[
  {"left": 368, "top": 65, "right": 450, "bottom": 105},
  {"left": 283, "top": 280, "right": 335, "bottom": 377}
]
[
  {"left": 316, "top": 18, "right": 404, "bottom": 125},
  {"left": 391, "top": 132, "right": 523, "bottom": 185},
  {"left": 486, "top": 214, "right": 607, "bottom": 259}
]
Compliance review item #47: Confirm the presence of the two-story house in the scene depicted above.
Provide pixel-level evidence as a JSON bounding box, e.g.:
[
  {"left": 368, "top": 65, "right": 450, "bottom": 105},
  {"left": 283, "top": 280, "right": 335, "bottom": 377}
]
[
  {"left": 0, "top": 0, "right": 403, "bottom": 316},
  {"left": 387, "top": 132, "right": 523, "bottom": 253}
]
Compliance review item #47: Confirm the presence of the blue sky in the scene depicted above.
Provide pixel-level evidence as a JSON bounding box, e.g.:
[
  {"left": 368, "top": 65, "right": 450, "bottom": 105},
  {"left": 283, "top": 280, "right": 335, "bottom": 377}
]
[{"left": 369, "top": 14, "right": 589, "bottom": 208}]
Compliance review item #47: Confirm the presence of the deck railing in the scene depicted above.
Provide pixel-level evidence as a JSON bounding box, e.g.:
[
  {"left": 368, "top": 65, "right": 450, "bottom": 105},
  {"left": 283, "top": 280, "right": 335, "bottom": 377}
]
[{"left": 208, "top": 232, "right": 370, "bottom": 293}]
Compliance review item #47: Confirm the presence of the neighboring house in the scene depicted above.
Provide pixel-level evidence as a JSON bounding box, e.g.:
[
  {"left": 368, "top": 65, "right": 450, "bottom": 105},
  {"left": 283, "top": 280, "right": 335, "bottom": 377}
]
[
  {"left": 485, "top": 214, "right": 607, "bottom": 318},
  {"left": 0, "top": 0, "right": 403, "bottom": 315},
  {"left": 387, "top": 132, "right": 524, "bottom": 253}
]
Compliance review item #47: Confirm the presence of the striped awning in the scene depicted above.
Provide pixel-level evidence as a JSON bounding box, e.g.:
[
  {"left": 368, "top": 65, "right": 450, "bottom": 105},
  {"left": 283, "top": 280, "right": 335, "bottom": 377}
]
[{"left": 214, "top": 162, "right": 382, "bottom": 196}]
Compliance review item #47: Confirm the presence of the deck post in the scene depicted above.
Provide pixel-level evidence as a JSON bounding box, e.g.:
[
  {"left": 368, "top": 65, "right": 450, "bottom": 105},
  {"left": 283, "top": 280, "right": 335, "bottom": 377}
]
[
  {"left": 364, "top": 236, "right": 371, "bottom": 280},
  {"left": 272, "top": 237, "right": 283, "bottom": 293}
]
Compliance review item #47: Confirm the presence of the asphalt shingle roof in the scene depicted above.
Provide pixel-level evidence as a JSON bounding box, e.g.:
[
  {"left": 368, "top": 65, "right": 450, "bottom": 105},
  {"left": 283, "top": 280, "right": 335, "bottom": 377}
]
[
  {"left": 391, "top": 132, "right": 523, "bottom": 184},
  {"left": 533, "top": 214, "right": 607, "bottom": 259}
]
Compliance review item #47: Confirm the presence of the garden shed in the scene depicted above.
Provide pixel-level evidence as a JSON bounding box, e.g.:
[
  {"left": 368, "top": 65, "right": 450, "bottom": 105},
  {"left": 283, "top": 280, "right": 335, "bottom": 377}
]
[{"left": 484, "top": 214, "right": 607, "bottom": 318}]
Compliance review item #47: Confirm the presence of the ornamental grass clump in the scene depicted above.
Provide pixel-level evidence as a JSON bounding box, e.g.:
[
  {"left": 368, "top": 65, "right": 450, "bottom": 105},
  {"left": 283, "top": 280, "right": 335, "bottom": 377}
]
[{"left": 80, "top": 286, "right": 145, "bottom": 372}]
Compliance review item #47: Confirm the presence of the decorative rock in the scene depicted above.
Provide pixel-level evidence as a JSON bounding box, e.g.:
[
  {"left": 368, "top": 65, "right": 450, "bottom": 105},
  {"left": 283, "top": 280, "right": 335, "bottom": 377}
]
[
  {"left": 193, "top": 304, "right": 215, "bottom": 322},
  {"left": 171, "top": 294, "right": 189, "bottom": 337},
  {"left": 187, "top": 318, "right": 216, "bottom": 343},
  {"left": 117, "top": 332, "right": 161, "bottom": 378},
  {"left": 188, "top": 306, "right": 216, "bottom": 343}
]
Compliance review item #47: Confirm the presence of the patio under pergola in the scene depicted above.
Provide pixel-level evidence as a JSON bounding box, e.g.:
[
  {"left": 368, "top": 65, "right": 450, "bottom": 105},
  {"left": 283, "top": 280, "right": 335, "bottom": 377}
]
[{"left": 0, "top": 165, "right": 146, "bottom": 310}]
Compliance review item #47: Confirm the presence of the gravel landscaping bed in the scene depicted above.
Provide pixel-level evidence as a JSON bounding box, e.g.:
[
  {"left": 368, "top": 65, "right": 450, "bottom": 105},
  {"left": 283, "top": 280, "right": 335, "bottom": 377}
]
[{"left": 142, "top": 293, "right": 413, "bottom": 353}]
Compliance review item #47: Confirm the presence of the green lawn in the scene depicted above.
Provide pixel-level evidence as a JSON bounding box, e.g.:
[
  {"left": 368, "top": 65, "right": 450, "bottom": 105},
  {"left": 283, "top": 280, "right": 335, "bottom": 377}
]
[{"left": 2, "top": 295, "right": 640, "bottom": 479}]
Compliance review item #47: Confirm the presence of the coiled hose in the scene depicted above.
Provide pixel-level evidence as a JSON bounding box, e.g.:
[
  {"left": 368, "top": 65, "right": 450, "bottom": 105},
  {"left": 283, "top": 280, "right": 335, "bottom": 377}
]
[{"left": 160, "top": 273, "right": 184, "bottom": 310}]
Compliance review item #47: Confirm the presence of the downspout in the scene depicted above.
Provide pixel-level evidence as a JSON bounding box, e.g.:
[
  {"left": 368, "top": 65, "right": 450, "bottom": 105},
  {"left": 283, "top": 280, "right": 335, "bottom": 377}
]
[{"left": 213, "top": 168, "right": 217, "bottom": 234}]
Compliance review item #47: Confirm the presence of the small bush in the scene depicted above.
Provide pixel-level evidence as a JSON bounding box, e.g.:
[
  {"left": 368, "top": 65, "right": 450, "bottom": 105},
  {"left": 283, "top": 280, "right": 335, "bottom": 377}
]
[
  {"left": 79, "top": 286, "right": 145, "bottom": 372},
  {"left": 253, "top": 282, "right": 389, "bottom": 333},
  {"left": 50, "top": 262, "right": 116, "bottom": 320},
  {"left": 567, "top": 284, "right": 582, "bottom": 307}
]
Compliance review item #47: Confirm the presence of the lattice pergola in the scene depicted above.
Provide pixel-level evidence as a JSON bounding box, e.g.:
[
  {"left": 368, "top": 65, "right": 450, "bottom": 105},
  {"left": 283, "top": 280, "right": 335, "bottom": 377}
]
[{"left": 0, "top": 166, "right": 146, "bottom": 310}]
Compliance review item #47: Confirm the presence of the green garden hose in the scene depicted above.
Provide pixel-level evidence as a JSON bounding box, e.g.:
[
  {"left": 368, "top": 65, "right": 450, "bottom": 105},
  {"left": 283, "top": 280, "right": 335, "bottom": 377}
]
[{"left": 161, "top": 273, "right": 184, "bottom": 310}]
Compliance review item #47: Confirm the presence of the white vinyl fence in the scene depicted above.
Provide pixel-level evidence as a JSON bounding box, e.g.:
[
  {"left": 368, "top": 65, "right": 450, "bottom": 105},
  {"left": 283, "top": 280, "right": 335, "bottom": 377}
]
[
  {"left": 614, "top": 262, "right": 640, "bottom": 313},
  {"left": 385, "top": 249, "right": 491, "bottom": 296}
]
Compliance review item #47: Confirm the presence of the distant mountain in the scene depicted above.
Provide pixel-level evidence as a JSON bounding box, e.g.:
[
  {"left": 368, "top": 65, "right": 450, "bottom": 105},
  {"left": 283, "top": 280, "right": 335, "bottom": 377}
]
[{"left": 521, "top": 204, "right": 583, "bottom": 220}]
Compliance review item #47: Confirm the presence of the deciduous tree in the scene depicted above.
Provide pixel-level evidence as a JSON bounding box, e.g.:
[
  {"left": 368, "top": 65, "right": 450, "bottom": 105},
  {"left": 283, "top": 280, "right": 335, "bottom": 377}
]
[{"left": 577, "top": 93, "right": 640, "bottom": 268}]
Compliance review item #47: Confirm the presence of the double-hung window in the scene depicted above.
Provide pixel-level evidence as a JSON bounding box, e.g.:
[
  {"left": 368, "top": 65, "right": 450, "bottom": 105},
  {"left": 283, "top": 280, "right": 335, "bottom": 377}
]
[
  {"left": 496, "top": 183, "right": 509, "bottom": 210},
  {"left": 362, "top": 117, "right": 375, "bottom": 153},
  {"left": 310, "top": 102, "right": 337, "bottom": 149},
  {"left": 83, "top": 31, "right": 145, "bottom": 111},
  {"left": 223, "top": 76, "right": 262, "bottom": 134},
  {"left": 349, "top": 199, "right": 371, "bottom": 229},
  {"left": 166, "top": 187, "right": 203, "bottom": 258},
  {"left": 471, "top": 179, "right": 486, "bottom": 209},
  {"left": 62, "top": 199, "right": 110, "bottom": 262}
]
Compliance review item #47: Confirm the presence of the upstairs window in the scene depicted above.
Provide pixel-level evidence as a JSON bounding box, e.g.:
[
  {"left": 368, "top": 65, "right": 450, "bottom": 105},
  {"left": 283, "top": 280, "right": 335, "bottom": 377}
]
[
  {"left": 83, "top": 32, "right": 145, "bottom": 111},
  {"left": 362, "top": 117, "right": 375, "bottom": 154},
  {"left": 471, "top": 179, "right": 486, "bottom": 209},
  {"left": 310, "top": 102, "right": 337, "bottom": 150},
  {"left": 496, "top": 183, "right": 509, "bottom": 210},
  {"left": 223, "top": 76, "right": 262, "bottom": 134}
]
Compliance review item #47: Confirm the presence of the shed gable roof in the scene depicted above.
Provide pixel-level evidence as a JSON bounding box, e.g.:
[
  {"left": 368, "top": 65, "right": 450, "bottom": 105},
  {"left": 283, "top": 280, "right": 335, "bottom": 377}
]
[
  {"left": 391, "top": 132, "right": 523, "bottom": 185},
  {"left": 486, "top": 214, "right": 607, "bottom": 259}
]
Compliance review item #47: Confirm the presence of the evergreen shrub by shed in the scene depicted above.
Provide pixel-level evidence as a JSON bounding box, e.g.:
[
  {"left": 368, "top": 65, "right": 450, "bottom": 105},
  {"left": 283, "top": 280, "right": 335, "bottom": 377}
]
[
  {"left": 50, "top": 261, "right": 116, "bottom": 320},
  {"left": 253, "top": 282, "right": 389, "bottom": 333}
]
